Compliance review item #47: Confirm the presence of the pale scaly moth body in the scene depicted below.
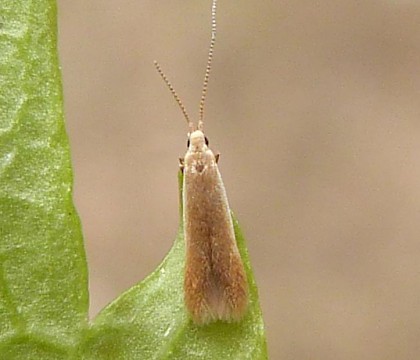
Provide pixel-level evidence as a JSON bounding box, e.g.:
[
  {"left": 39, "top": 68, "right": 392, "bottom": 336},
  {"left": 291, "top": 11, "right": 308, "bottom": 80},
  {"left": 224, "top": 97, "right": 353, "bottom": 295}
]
[
  {"left": 182, "top": 130, "right": 248, "bottom": 324},
  {"left": 154, "top": 0, "right": 248, "bottom": 324}
]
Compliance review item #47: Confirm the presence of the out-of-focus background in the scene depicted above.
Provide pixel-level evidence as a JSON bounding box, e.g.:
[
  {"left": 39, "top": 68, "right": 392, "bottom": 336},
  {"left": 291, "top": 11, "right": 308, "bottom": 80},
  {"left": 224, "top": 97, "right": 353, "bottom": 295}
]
[{"left": 58, "top": 1, "right": 420, "bottom": 358}]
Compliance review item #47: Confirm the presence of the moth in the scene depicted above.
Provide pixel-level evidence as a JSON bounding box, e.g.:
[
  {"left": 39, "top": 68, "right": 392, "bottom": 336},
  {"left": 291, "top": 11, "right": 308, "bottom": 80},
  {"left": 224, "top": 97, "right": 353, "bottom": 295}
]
[{"left": 154, "top": 0, "right": 248, "bottom": 325}]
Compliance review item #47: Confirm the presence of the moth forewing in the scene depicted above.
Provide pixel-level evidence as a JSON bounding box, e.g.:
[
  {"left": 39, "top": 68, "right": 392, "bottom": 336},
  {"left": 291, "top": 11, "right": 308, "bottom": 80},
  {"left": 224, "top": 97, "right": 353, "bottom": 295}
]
[{"left": 183, "top": 130, "right": 248, "bottom": 325}]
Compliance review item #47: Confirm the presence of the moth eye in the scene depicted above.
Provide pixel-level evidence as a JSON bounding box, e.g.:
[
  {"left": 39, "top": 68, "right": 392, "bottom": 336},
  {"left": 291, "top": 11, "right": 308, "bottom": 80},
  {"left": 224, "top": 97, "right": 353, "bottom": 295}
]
[
  {"left": 187, "top": 138, "right": 190, "bottom": 148},
  {"left": 205, "top": 136, "right": 209, "bottom": 146}
]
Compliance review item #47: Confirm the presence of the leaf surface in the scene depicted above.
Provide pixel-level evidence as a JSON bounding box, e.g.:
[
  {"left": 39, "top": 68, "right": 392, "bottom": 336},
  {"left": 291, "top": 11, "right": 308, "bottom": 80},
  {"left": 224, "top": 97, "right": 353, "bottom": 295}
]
[
  {"left": 82, "top": 174, "right": 267, "bottom": 360},
  {"left": 0, "top": 1, "right": 88, "bottom": 357},
  {"left": 0, "top": 2, "right": 267, "bottom": 358}
]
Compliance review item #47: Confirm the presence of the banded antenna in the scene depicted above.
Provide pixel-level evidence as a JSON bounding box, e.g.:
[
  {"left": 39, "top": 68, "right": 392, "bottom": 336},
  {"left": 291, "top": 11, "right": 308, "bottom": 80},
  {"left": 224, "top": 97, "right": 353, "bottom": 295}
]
[
  {"left": 154, "top": 60, "right": 194, "bottom": 133},
  {"left": 154, "top": 0, "right": 218, "bottom": 133},
  {"left": 198, "top": 0, "right": 217, "bottom": 131}
]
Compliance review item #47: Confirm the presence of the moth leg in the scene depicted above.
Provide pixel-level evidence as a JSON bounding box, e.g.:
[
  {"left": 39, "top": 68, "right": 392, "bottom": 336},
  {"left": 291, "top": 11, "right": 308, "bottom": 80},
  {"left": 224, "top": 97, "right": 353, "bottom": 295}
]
[
  {"left": 179, "top": 157, "right": 185, "bottom": 171},
  {"left": 215, "top": 153, "right": 220, "bottom": 163}
]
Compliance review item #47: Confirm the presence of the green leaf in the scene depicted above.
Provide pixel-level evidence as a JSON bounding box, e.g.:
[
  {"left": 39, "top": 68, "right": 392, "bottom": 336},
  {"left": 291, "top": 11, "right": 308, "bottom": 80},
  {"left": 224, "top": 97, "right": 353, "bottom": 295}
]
[
  {"left": 0, "top": 0, "right": 88, "bottom": 358},
  {"left": 81, "top": 173, "right": 267, "bottom": 360},
  {"left": 1, "top": 1, "right": 266, "bottom": 358}
]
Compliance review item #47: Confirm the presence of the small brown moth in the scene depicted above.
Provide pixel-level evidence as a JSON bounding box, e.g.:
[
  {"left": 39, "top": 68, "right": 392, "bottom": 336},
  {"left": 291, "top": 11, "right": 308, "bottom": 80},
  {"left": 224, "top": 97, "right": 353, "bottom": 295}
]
[{"left": 154, "top": 0, "right": 248, "bottom": 325}]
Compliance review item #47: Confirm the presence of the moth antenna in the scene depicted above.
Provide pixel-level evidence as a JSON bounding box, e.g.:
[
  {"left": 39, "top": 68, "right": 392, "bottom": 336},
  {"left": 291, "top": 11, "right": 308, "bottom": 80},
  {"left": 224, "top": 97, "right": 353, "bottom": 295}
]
[
  {"left": 154, "top": 60, "right": 194, "bottom": 132},
  {"left": 198, "top": 0, "right": 217, "bottom": 131}
]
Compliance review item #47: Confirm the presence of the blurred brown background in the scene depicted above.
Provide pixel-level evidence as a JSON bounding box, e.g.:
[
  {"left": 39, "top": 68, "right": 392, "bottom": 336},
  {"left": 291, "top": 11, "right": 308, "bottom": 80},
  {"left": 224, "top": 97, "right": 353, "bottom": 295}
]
[{"left": 58, "top": 1, "right": 420, "bottom": 359}]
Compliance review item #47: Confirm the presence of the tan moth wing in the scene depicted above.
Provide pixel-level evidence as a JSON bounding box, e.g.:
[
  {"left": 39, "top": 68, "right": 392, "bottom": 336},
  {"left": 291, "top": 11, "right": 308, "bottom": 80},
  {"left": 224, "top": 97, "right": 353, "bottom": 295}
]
[{"left": 183, "top": 130, "right": 248, "bottom": 325}]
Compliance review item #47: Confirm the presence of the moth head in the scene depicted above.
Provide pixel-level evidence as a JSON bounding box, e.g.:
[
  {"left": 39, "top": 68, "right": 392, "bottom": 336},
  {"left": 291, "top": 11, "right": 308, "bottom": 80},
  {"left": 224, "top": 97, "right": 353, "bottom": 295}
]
[{"left": 188, "top": 130, "right": 209, "bottom": 149}]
